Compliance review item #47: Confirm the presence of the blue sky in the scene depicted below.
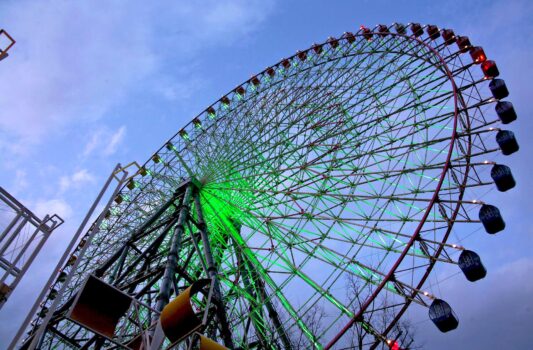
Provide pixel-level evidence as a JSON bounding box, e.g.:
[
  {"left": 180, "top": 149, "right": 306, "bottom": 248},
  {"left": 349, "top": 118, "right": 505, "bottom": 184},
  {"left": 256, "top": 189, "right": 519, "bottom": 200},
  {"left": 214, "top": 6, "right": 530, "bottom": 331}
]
[{"left": 0, "top": 0, "right": 532, "bottom": 348}]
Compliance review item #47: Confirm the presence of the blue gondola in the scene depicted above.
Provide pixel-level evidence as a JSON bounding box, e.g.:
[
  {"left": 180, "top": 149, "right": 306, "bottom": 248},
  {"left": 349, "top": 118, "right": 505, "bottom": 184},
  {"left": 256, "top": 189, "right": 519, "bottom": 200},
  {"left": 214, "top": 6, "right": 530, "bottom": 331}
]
[
  {"left": 496, "top": 130, "right": 519, "bottom": 155},
  {"left": 491, "top": 164, "right": 516, "bottom": 192},
  {"left": 495, "top": 101, "right": 517, "bottom": 124},
  {"left": 489, "top": 79, "right": 509, "bottom": 99},
  {"left": 429, "top": 299, "right": 459, "bottom": 332},
  {"left": 479, "top": 204, "right": 505, "bottom": 234},
  {"left": 458, "top": 250, "right": 487, "bottom": 282}
]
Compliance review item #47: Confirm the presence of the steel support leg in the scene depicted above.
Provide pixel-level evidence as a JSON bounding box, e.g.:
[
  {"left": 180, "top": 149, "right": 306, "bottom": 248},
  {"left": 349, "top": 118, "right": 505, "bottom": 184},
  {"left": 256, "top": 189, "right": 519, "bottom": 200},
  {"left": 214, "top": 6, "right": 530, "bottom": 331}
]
[
  {"left": 231, "top": 221, "right": 292, "bottom": 349},
  {"left": 243, "top": 254, "right": 293, "bottom": 349},
  {"left": 193, "top": 192, "right": 235, "bottom": 349},
  {"left": 155, "top": 185, "right": 193, "bottom": 313},
  {"left": 236, "top": 248, "right": 271, "bottom": 349}
]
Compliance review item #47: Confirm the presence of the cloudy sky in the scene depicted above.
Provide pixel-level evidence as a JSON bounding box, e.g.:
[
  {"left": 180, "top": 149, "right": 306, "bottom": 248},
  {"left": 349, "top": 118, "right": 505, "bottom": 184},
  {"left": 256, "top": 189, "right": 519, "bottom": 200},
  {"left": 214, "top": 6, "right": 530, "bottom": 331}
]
[{"left": 0, "top": 0, "right": 532, "bottom": 348}]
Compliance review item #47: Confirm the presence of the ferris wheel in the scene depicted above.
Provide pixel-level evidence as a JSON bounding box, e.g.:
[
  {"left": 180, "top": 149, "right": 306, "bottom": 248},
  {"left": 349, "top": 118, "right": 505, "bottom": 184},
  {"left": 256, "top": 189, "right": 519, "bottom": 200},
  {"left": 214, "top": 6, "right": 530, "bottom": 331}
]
[{"left": 16, "top": 22, "right": 519, "bottom": 350}]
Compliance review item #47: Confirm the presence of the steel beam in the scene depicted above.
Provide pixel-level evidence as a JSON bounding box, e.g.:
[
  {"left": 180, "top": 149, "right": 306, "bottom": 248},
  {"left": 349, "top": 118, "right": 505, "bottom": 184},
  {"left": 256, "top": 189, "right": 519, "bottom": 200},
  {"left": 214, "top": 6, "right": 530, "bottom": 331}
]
[
  {"left": 193, "top": 192, "right": 235, "bottom": 348},
  {"left": 155, "top": 185, "right": 193, "bottom": 312}
]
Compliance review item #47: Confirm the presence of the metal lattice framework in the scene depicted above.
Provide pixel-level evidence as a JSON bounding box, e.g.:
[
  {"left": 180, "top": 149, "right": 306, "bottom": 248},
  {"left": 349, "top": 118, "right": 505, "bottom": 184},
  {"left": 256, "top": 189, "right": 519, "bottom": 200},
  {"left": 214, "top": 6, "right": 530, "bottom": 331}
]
[
  {"left": 0, "top": 187, "right": 63, "bottom": 310},
  {"left": 18, "top": 23, "right": 517, "bottom": 350}
]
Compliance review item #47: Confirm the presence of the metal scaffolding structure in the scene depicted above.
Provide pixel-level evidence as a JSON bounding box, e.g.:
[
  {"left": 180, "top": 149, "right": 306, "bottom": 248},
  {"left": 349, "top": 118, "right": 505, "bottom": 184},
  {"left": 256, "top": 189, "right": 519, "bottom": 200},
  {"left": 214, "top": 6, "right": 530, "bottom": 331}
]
[{"left": 0, "top": 187, "right": 64, "bottom": 309}]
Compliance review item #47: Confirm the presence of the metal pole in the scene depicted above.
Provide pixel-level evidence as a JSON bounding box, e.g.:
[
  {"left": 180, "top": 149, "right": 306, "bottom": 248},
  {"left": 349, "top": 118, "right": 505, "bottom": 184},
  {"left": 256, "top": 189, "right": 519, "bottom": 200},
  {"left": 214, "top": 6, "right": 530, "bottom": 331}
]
[
  {"left": 231, "top": 218, "right": 292, "bottom": 349},
  {"left": 109, "top": 245, "right": 129, "bottom": 284},
  {"left": 243, "top": 252, "right": 292, "bottom": 349},
  {"left": 230, "top": 220, "right": 292, "bottom": 349},
  {"left": 237, "top": 248, "right": 270, "bottom": 349},
  {"left": 9, "top": 164, "right": 126, "bottom": 350},
  {"left": 0, "top": 257, "right": 19, "bottom": 274},
  {"left": 0, "top": 212, "right": 22, "bottom": 245},
  {"left": 0, "top": 216, "right": 29, "bottom": 256},
  {"left": 115, "top": 218, "right": 178, "bottom": 286},
  {"left": 193, "top": 192, "right": 234, "bottom": 348},
  {"left": 155, "top": 185, "right": 192, "bottom": 313},
  {"left": 93, "top": 184, "right": 187, "bottom": 281},
  {"left": 150, "top": 186, "right": 193, "bottom": 350}
]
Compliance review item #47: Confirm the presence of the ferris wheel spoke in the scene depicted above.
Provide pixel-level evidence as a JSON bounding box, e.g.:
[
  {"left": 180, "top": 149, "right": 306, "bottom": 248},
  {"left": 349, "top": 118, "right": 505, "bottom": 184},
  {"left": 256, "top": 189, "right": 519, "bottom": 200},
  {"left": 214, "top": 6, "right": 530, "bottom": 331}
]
[
  {"left": 210, "top": 42, "right": 450, "bottom": 174},
  {"left": 208, "top": 128, "right": 452, "bottom": 192},
  {"left": 224, "top": 223, "right": 323, "bottom": 347},
  {"left": 212, "top": 82, "right": 444, "bottom": 180},
  {"left": 269, "top": 218, "right": 455, "bottom": 274},
  {"left": 239, "top": 217, "right": 361, "bottom": 324},
  {"left": 299, "top": 244, "right": 431, "bottom": 310},
  {"left": 163, "top": 36, "right": 448, "bottom": 178},
  {"left": 209, "top": 183, "right": 468, "bottom": 215},
  {"left": 233, "top": 247, "right": 293, "bottom": 348},
  {"left": 212, "top": 114, "right": 452, "bottom": 191},
  {"left": 197, "top": 56, "right": 363, "bottom": 171},
  {"left": 259, "top": 233, "right": 431, "bottom": 324},
  {"left": 199, "top": 191, "right": 324, "bottom": 341},
  {"left": 212, "top": 78, "right": 456, "bottom": 184}
]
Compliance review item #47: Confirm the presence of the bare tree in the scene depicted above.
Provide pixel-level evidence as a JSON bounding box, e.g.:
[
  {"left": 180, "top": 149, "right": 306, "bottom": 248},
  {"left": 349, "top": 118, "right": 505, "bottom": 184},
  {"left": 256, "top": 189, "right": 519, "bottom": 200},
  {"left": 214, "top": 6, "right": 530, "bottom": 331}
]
[
  {"left": 346, "top": 276, "right": 422, "bottom": 350},
  {"left": 290, "top": 304, "right": 327, "bottom": 349},
  {"left": 270, "top": 299, "right": 327, "bottom": 349},
  {"left": 260, "top": 277, "right": 421, "bottom": 349}
]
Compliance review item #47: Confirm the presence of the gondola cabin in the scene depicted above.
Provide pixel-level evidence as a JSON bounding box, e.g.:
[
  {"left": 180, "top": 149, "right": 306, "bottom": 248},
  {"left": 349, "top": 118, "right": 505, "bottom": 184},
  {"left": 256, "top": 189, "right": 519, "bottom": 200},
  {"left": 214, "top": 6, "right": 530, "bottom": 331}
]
[
  {"left": 429, "top": 299, "right": 459, "bottom": 333},
  {"left": 491, "top": 164, "right": 516, "bottom": 192},
  {"left": 479, "top": 204, "right": 505, "bottom": 234},
  {"left": 496, "top": 130, "right": 519, "bottom": 155},
  {"left": 458, "top": 250, "right": 487, "bottom": 282}
]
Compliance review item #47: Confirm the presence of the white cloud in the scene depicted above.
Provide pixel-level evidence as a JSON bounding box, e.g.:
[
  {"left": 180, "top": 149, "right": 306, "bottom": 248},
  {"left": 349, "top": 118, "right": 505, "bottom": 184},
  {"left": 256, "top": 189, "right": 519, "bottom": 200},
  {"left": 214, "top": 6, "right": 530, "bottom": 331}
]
[
  {"left": 82, "top": 125, "right": 127, "bottom": 157},
  {"left": 0, "top": 0, "right": 275, "bottom": 151},
  {"left": 0, "top": 0, "right": 277, "bottom": 169},
  {"left": 59, "top": 169, "right": 95, "bottom": 193},
  {"left": 82, "top": 131, "right": 103, "bottom": 157},
  {"left": 105, "top": 126, "right": 126, "bottom": 156},
  {"left": 156, "top": 77, "right": 205, "bottom": 101},
  {"left": 149, "top": 0, "right": 276, "bottom": 57},
  {"left": 12, "top": 170, "right": 28, "bottom": 193},
  {"left": 71, "top": 169, "right": 94, "bottom": 184},
  {"left": 32, "top": 198, "right": 73, "bottom": 220},
  {"left": 0, "top": 2, "right": 156, "bottom": 148}
]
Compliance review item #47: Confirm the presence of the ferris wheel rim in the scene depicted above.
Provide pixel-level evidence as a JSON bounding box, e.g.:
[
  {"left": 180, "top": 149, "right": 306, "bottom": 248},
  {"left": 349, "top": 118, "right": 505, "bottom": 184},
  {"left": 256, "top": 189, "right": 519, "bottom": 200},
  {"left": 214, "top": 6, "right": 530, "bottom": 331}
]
[{"left": 120, "top": 28, "right": 468, "bottom": 347}]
